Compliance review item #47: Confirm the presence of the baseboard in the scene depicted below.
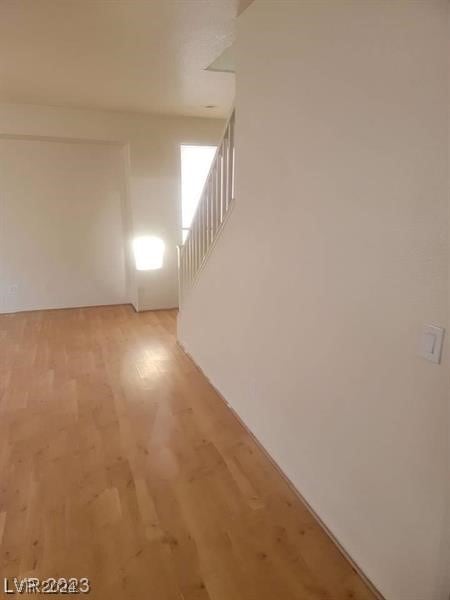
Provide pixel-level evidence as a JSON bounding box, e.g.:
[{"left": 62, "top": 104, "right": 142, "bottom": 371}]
[
  {"left": 0, "top": 302, "right": 135, "bottom": 316},
  {"left": 177, "top": 339, "right": 385, "bottom": 600},
  {"left": 134, "top": 305, "right": 179, "bottom": 313}
]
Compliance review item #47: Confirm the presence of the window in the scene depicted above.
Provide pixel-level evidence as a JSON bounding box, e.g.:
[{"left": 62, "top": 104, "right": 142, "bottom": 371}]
[
  {"left": 132, "top": 236, "right": 165, "bottom": 270},
  {"left": 180, "top": 145, "right": 216, "bottom": 242}
]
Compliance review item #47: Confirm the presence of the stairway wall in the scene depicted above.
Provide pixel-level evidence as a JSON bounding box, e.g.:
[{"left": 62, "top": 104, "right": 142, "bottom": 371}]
[{"left": 178, "top": 2, "right": 449, "bottom": 599}]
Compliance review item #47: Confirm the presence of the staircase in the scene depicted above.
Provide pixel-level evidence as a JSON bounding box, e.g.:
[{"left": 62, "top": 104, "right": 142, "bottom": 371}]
[{"left": 178, "top": 110, "right": 235, "bottom": 304}]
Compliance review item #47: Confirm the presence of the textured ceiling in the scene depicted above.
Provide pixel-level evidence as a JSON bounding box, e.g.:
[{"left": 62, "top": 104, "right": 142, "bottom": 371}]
[{"left": 0, "top": 0, "right": 248, "bottom": 118}]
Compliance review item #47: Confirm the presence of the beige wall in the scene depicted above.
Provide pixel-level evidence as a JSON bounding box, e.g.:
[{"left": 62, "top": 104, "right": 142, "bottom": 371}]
[
  {"left": 0, "top": 138, "right": 127, "bottom": 312},
  {"left": 178, "top": 1, "right": 449, "bottom": 599},
  {"left": 0, "top": 103, "right": 224, "bottom": 311}
]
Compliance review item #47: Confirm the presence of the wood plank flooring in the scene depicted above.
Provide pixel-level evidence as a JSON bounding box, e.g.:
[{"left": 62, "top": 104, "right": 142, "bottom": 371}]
[{"left": 0, "top": 305, "right": 378, "bottom": 600}]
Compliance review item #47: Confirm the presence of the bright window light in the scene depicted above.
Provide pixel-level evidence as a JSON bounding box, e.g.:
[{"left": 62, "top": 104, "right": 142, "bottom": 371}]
[
  {"left": 133, "top": 236, "right": 165, "bottom": 271},
  {"left": 180, "top": 145, "right": 216, "bottom": 242}
]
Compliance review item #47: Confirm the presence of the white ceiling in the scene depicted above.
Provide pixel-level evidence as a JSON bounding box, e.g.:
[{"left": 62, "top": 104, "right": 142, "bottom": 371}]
[{"left": 0, "top": 0, "right": 249, "bottom": 118}]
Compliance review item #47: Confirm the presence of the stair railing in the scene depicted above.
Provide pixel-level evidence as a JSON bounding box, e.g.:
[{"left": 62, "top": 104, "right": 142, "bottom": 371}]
[{"left": 178, "top": 110, "right": 235, "bottom": 304}]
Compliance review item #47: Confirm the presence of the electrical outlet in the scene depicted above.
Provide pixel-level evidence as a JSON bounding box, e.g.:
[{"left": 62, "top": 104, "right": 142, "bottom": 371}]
[{"left": 7, "top": 284, "right": 18, "bottom": 295}]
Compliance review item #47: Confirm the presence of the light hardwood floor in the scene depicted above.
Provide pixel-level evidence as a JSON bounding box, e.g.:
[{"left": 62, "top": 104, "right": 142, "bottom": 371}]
[{"left": 0, "top": 305, "right": 378, "bottom": 600}]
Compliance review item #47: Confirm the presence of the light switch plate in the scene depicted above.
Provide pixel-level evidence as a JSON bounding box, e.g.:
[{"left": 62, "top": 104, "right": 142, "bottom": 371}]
[{"left": 419, "top": 324, "right": 445, "bottom": 364}]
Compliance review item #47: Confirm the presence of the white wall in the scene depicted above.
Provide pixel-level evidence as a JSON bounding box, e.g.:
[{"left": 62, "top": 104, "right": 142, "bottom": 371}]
[
  {"left": 178, "top": 2, "right": 449, "bottom": 599},
  {"left": 0, "top": 104, "right": 224, "bottom": 312},
  {"left": 0, "top": 138, "right": 127, "bottom": 312}
]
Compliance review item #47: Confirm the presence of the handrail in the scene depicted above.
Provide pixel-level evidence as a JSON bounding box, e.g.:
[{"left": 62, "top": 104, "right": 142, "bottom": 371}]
[{"left": 178, "top": 109, "right": 235, "bottom": 304}]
